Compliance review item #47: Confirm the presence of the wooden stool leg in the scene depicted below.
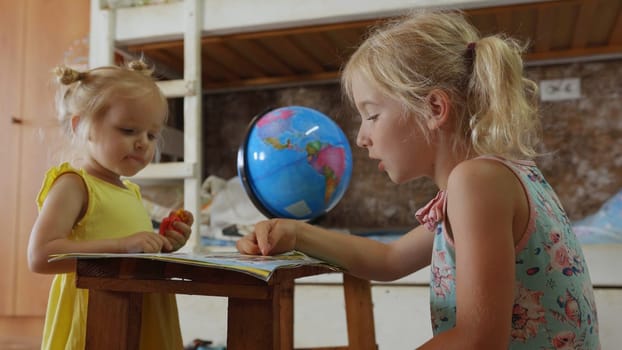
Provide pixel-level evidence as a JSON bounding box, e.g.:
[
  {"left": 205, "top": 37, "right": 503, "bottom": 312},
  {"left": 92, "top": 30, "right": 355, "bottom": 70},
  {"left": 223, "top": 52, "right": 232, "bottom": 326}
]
[
  {"left": 297, "top": 275, "right": 377, "bottom": 350},
  {"left": 85, "top": 290, "right": 142, "bottom": 350},
  {"left": 280, "top": 280, "right": 295, "bottom": 350},
  {"left": 228, "top": 297, "right": 277, "bottom": 349},
  {"left": 228, "top": 283, "right": 292, "bottom": 350},
  {"left": 343, "top": 274, "right": 377, "bottom": 350}
]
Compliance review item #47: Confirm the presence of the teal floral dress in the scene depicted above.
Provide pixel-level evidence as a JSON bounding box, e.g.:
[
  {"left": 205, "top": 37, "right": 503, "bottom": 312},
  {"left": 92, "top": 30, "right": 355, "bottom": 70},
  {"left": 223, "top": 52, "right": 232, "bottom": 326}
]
[{"left": 416, "top": 156, "right": 600, "bottom": 349}]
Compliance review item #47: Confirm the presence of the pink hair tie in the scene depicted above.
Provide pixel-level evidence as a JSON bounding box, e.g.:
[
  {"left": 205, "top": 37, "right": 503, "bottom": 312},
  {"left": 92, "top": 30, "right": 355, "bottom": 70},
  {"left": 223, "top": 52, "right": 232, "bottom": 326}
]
[{"left": 465, "top": 42, "right": 476, "bottom": 61}]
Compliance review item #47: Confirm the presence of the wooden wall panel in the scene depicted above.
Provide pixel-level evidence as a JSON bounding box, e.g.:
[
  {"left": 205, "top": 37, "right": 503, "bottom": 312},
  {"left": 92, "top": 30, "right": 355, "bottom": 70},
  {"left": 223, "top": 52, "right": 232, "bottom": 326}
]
[
  {"left": 0, "top": 0, "right": 25, "bottom": 316},
  {"left": 14, "top": 0, "right": 90, "bottom": 316}
]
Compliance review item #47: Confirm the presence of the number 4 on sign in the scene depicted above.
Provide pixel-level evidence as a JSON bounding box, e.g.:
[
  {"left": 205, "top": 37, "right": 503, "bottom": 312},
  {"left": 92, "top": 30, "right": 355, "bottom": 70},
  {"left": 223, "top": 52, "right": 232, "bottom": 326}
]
[{"left": 539, "top": 78, "right": 581, "bottom": 101}]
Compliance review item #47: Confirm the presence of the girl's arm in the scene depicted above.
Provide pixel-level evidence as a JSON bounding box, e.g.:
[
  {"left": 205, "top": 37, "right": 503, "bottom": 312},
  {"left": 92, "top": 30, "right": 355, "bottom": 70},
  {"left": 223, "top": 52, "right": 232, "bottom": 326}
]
[
  {"left": 28, "top": 173, "right": 171, "bottom": 274},
  {"left": 237, "top": 219, "right": 434, "bottom": 281},
  {"left": 418, "top": 159, "right": 520, "bottom": 349}
]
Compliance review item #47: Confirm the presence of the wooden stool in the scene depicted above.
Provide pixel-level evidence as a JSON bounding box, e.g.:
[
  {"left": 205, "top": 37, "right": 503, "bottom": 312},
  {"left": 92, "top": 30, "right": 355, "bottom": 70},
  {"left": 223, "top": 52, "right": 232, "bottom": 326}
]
[
  {"left": 291, "top": 274, "right": 378, "bottom": 350},
  {"left": 77, "top": 258, "right": 377, "bottom": 350}
]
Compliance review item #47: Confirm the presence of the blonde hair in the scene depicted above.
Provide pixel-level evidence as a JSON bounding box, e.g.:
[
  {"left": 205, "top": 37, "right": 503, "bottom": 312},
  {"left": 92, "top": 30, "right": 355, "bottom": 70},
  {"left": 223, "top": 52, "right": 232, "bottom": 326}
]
[
  {"left": 53, "top": 60, "right": 168, "bottom": 153},
  {"left": 342, "top": 10, "right": 541, "bottom": 159}
]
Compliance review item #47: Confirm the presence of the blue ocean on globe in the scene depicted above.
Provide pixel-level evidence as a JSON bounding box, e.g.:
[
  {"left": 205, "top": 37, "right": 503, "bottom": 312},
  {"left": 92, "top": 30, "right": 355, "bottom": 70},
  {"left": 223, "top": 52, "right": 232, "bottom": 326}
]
[{"left": 238, "top": 106, "right": 353, "bottom": 221}]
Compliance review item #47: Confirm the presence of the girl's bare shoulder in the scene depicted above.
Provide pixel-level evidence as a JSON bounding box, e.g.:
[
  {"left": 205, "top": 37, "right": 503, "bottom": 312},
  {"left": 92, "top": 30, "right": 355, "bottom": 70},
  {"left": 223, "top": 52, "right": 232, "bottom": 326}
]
[
  {"left": 447, "top": 157, "right": 522, "bottom": 210},
  {"left": 449, "top": 158, "right": 517, "bottom": 190}
]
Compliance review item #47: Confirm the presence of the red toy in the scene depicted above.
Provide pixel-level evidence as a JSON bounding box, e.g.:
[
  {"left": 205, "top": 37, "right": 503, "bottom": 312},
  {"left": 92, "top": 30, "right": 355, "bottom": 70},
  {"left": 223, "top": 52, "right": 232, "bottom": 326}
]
[{"left": 159, "top": 209, "right": 191, "bottom": 235}]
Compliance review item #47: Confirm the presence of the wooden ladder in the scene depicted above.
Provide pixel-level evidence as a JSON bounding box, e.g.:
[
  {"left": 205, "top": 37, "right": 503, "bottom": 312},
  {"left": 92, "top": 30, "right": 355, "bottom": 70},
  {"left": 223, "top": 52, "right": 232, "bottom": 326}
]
[{"left": 89, "top": 0, "right": 203, "bottom": 252}]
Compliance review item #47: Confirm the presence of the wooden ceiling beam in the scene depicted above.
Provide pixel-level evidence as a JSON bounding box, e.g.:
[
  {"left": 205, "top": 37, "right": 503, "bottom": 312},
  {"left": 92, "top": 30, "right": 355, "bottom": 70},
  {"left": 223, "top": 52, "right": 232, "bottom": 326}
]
[
  {"left": 226, "top": 39, "right": 296, "bottom": 76},
  {"left": 292, "top": 32, "right": 340, "bottom": 67},
  {"left": 572, "top": 0, "right": 598, "bottom": 49},
  {"left": 203, "top": 42, "right": 267, "bottom": 78},
  {"left": 609, "top": 2, "right": 622, "bottom": 45},
  {"left": 201, "top": 56, "right": 241, "bottom": 81},
  {"left": 466, "top": 0, "right": 582, "bottom": 16},
  {"left": 526, "top": 43, "right": 622, "bottom": 61},
  {"left": 258, "top": 36, "right": 325, "bottom": 74},
  {"left": 203, "top": 71, "right": 339, "bottom": 91},
  {"left": 495, "top": 10, "right": 513, "bottom": 34},
  {"left": 534, "top": 5, "right": 554, "bottom": 52}
]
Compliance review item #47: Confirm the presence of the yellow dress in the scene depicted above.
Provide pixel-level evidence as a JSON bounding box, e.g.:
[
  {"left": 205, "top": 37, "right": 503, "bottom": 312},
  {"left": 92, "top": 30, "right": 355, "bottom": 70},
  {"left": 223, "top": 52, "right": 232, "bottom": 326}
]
[{"left": 38, "top": 163, "right": 183, "bottom": 350}]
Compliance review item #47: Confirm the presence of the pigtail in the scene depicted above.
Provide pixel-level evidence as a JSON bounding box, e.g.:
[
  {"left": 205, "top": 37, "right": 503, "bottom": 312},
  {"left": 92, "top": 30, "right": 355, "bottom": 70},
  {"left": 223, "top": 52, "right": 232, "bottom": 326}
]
[
  {"left": 126, "top": 59, "right": 154, "bottom": 77},
  {"left": 53, "top": 65, "right": 87, "bottom": 85},
  {"left": 52, "top": 66, "right": 83, "bottom": 140},
  {"left": 466, "top": 36, "right": 541, "bottom": 159}
]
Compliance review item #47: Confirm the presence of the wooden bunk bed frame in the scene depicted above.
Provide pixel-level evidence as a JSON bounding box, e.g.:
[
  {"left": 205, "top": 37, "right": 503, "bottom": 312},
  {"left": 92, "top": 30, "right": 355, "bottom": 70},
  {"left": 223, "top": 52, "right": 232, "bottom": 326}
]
[
  {"left": 89, "top": 0, "right": 622, "bottom": 250},
  {"left": 91, "top": 0, "right": 516, "bottom": 252}
]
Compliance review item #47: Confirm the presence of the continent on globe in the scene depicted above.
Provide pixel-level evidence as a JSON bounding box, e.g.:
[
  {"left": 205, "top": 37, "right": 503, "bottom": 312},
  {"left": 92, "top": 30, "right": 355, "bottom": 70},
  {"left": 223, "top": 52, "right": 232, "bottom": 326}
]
[{"left": 307, "top": 144, "right": 346, "bottom": 203}]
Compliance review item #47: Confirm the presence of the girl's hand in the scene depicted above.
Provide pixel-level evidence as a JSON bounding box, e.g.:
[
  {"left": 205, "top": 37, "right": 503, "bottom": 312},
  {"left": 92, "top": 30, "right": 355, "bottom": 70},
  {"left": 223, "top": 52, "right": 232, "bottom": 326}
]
[
  {"left": 160, "top": 210, "right": 194, "bottom": 252},
  {"left": 120, "top": 231, "right": 172, "bottom": 253},
  {"left": 236, "top": 219, "right": 298, "bottom": 256},
  {"left": 119, "top": 231, "right": 172, "bottom": 253}
]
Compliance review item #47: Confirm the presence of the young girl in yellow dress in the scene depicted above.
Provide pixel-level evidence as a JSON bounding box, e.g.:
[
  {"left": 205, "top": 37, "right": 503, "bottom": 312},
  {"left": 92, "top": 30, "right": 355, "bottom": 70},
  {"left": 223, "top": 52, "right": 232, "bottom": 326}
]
[{"left": 28, "top": 60, "right": 193, "bottom": 350}]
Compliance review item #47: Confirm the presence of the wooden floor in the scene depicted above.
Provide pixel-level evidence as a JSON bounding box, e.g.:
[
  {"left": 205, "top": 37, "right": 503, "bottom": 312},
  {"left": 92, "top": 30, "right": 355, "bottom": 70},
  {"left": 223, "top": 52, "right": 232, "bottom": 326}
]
[
  {"left": 0, "top": 336, "right": 40, "bottom": 350},
  {"left": 0, "top": 316, "right": 43, "bottom": 350}
]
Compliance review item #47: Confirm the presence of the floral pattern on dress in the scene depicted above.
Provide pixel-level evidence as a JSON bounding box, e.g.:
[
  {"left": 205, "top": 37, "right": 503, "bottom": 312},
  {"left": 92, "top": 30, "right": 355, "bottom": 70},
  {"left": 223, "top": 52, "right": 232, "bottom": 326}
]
[
  {"left": 542, "top": 230, "right": 585, "bottom": 276},
  {"left": 431, "top": 249, "right": 454, "bottom": 299},
  {"left": 430, "top": 306, "right": 453, "bottom": 332},
  {"left": 548, "top": 330, "right": 584, "bottom": 350},
  {"left": 512, "top": 283, "right": 547, "bottom": 342},
  {"left": 550, "top": 289, "right": 582, "bottom": 328},
  {"left": 581, "top": 281, "right": 599, "bottom": 336}
]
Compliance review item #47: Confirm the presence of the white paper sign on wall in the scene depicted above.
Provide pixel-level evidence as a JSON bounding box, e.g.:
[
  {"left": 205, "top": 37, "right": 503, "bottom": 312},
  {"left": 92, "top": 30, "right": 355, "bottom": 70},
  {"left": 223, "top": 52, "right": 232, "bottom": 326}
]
[{"left": 539, "top": 78, "right": 581, "bottom": 101}]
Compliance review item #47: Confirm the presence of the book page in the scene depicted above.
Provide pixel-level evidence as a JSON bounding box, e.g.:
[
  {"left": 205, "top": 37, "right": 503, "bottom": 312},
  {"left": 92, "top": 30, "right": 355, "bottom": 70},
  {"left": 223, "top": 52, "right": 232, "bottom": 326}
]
[{"left": 49, "top": 250, "right": 340, "bottom": 281}]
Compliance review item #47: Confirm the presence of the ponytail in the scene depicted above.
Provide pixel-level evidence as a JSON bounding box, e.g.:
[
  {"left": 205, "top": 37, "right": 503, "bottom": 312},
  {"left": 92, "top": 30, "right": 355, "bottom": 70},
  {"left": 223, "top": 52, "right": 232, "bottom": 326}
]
[{"left": 467, "top": 36, "right": 541, "bottom": 159}]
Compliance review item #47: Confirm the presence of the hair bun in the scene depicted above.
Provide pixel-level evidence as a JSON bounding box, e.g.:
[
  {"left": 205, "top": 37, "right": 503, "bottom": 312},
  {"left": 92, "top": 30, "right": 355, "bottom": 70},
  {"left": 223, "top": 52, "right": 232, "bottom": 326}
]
[
  {"left": 54, "top": 65, "right": 85, "bottom": 85},
  {"left": 127, "top": 60, "right": 153, "bottom": 76}
]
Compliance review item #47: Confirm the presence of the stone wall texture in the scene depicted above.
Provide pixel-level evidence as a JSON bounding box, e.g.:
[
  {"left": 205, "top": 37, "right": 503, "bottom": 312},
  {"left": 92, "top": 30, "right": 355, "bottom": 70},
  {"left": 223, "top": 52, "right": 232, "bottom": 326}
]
[{"left": 201, "top": 58, "right": 622, "bottom": 230}]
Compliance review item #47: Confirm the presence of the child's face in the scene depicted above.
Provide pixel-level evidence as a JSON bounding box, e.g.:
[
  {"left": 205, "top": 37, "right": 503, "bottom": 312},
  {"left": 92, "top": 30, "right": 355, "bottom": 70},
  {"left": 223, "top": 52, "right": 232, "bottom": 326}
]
[
  {"left": 85, "top": 95, "right": 166, "bottom": 183},
  {"left": 351, "top": 72, "right": 434, "bottom": 183}
]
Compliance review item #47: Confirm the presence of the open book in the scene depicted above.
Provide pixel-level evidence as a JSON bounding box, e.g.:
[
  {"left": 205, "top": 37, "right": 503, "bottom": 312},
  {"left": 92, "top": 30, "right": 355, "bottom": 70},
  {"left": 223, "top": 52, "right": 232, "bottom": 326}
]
[{"left": 49, "top": 250, "right": 341, "bottom": 282}]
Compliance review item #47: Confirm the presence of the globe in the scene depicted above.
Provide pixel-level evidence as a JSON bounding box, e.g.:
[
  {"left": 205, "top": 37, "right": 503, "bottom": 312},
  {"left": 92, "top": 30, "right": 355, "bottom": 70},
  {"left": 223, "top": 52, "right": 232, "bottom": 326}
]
[{"left": 237, "top": 106, "right": 353, "bottom": 221}]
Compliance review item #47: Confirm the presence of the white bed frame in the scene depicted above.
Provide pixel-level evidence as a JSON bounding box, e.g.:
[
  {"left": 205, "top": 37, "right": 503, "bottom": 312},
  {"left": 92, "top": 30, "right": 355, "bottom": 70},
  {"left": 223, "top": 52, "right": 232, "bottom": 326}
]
[{"left": 89, "top": 0, "right": 547, "bottom": 251}]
